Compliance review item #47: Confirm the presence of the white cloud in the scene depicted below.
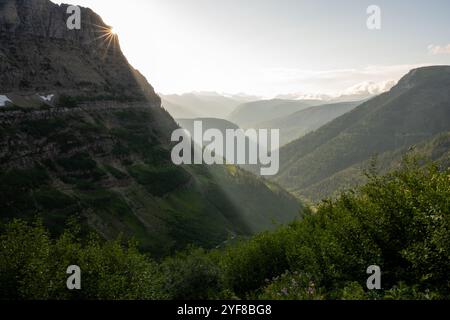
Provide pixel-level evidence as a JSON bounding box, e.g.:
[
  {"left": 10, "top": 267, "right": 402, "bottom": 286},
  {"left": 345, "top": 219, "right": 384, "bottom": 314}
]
[
  {"left": 340, "top": 80, "right": 397, "bottom": 96},
  {"left": 428, "top": 44, "right": 450, "bottom": 55},
  {"left": 274, "top": 93, "right": 328, "bottom": 100},
  {"left": 258, "top": 63, "right": 430, "bottom": 99},
  {"left": 272, "top": 80, "right": 397, "bottom": 101}
]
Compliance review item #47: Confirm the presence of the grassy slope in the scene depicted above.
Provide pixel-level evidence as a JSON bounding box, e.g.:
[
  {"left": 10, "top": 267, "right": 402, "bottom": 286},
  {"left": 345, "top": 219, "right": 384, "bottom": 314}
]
[
  {"left": 275, "top": 66, "right": 450, "bottom": 201},
  {"left": 256, "top": 101, "right": 362, "bottom": 146},
  {"left": 296, "top": 132, "right": 450, "bottom": 202}
]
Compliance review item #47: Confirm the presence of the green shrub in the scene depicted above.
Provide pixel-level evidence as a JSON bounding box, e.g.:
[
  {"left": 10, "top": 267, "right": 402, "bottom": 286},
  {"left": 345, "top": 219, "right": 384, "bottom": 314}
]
[
  {"left": 0, "top": 219, "right": 163, "bottom": 300},
  {"left": 158, "top": 247, "right": 222, "bottom": 300},
  {"left": 259, "top": 271, "right": 324, "bottom": 300},
  {"left": 220, "top": 228, "right": 291, "bottom": 297},
  {"left": 1, "top": 158, "right": 448, "bottom": 300}
]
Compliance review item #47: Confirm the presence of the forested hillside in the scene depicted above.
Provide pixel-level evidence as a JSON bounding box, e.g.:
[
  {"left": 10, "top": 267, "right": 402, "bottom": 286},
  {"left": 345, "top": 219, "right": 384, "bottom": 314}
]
[{"left": 275, "top": 66, "right": 450, "bottom": 201}]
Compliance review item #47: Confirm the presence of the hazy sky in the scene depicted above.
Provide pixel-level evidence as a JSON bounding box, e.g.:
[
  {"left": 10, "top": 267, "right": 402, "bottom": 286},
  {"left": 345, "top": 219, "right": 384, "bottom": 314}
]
[{"left": 54, "top": 0, "right": 450, "bottom": 97}]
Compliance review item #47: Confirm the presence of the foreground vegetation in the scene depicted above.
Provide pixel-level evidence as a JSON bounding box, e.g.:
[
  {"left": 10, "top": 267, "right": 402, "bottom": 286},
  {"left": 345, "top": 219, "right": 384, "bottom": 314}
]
[{"left": 1, "top": 158, "right": 449, "bottom": 300}]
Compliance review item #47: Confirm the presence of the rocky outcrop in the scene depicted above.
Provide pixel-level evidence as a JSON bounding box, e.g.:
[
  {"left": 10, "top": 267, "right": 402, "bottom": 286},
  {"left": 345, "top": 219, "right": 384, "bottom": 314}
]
[{"left": 0, "top": 0, "right": 160, "bottom": 105}]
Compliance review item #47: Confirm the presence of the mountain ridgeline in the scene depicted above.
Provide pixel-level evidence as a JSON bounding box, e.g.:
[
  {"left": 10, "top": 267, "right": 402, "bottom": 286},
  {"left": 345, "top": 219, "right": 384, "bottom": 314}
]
[
  {"left": 162, "top": 93, "right": 243, "bottom": 119},
  {"left": 274, "top": 66, "right": 450, "bottom": 201},
  {"left": 229, "top": 99, "right": 322, "bottom": 128},
  {"left": 0, "top": 0, "right": 302, "bottom": 257},
  {"left": 256, "top": 100, "right": 363, "bottom": 146}
]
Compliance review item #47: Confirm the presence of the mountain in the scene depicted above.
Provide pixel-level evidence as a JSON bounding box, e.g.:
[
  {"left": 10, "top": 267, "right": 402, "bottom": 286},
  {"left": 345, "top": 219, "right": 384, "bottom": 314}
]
[
  {"left": 0, "top": 0, "right": 303, "bottom": 256},
  {"left": 176, "top": 117, "right": 239, "bottom": 134},
  {"left": 274, "top": 66, "right": 450, "bottom": 201},
  {"left": 176, "top": 117, "right": 244, "bottom": 163},
  {"left": 229, "top": 99, "right": 322, "bottom": 128},
  {"left": 298, "top": 131, "right": 450, "bottom": 202},
  {"left": 161, "top": 92, "right": 243, "bottom": 119},
  {"left": 162, "top": 99, "right": 198, "bottom": 119},
  {"left": 256, "top": 101, "right": 363, "bottom": 146},
  {"left": 0, "top": 0, "right": 159, "bottom": 104}
]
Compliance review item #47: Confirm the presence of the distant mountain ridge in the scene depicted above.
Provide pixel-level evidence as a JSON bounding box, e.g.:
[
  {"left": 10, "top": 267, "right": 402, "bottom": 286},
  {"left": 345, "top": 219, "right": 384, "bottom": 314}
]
[
  {"left": 256, "top": 100, "right": 363, "bottom": 146},
  {"left": 161, "top": 92, "right": 243, "bottom": 119},
  {"left": 176, "top": 117, "right": 239, "bottom": 133},
  {"left": 229, "top": 99, "right": 322, "bottom": 128}
]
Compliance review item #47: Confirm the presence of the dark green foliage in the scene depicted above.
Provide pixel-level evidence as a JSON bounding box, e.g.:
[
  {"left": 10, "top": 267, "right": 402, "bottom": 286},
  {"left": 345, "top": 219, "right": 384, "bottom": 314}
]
[
  {"left": 57, "top": 153, "right": 98, "bottom": 172},
  {"left": 33, "top": 188, "right": 75, "bottom": 210},
  {"left": 78, "top": 189, "right": 132, "bottom": 218},
  {"left": 258, "top": 271, "right": 325, "bottom": 300},
  {"left": 1, "top": 159, "right": 448, "bottom": 300},
  {"left": 0, "top": 102, "right": 301, "bottom": 258},
  {"left": 103, "top": 165, "right": 128, "bottom": 180},
  {"left": 158, "top": 248, "right": 222, "bottom": 300},
  {"left": 0, "top": 113, "right": 299, "bottom": 258},
  {"left": 260, "top": 158, "right": 450, "bottom": 299},
  {"left": 20, "top": 119, "right": 65, "bottom": 138},
  {"left": 220, "top": 229, "right": 291, "bottom": 296},
  {"left": 57, "top": 153, "right": 106, "bottom": 186},
  {"left": 56, "top": 95, "right": 79, "bottom": 108},
  {"left": 210, "top": 159, "right": 449, "bottom": 299},
  {"left": 127, "top": 164, "right": 191, "bottom": 197},
  {"left": 0, "top": 166, "right": 50, "bottom": 217},
  {"left": 0, "top": 220, "right": 163, "bottom": 300}
]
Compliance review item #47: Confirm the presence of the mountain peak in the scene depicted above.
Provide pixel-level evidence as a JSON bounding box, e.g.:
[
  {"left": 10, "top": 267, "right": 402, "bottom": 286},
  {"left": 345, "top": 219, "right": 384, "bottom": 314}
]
[
  {"left": 0, "top": 0, "right": 159, "bottom": 104},
  {"left": 1, "top": 0, "right": 105, "bottom": 41},
  {"left": 394, "top": 65, "right": 450, "bottom": 91}
]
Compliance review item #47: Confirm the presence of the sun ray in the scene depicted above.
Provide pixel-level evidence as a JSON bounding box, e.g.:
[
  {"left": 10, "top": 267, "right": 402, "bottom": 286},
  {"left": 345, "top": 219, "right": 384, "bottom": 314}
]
[
  {"left": 101, "top": 31, "right": 118, "bottom": 60},
  {"left": 85, "top": 23, "right": 119, "bottom": 60}
]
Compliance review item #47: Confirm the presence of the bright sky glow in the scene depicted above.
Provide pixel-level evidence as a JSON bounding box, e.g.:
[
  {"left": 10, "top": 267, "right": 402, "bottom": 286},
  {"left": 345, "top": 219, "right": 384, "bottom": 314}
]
[{"left": 53, "top": 0, "right": 450, "bottom": 97}]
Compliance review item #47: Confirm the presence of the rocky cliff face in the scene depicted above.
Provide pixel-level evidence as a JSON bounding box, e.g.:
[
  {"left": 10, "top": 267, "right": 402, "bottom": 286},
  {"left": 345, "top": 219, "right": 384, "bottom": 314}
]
[
  {"left": 0, "top": 0, "right": 303, "bottom": 256},
  {"left": 0, "top": 0, "right": 159, "bottom": 104}
]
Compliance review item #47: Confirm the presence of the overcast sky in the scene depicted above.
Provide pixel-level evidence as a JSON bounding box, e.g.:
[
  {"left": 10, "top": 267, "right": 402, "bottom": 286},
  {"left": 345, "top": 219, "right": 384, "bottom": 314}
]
[{"left": 54, "top": 0, "right": 450, "bottom": 97}]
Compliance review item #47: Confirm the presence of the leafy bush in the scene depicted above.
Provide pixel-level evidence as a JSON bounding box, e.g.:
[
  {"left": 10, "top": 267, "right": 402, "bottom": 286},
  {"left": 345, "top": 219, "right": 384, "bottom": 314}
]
[
  {"left": 0, "top": 219, "right": 163, "bottom": 300},
  {"left": 158, "top": 247, "right": 222, "bottom": 300},
  {"left": 259, "top": 271, "right": 324, "bottom": 300},
  {"left": 220, "top": 229, "right": 291, "bottom": 297},
  {"left": 0, "top": 158, "right": 449, "bottom": 300},
  {"left": 220, "top": 157, "right": 450, "bottom": 299}
]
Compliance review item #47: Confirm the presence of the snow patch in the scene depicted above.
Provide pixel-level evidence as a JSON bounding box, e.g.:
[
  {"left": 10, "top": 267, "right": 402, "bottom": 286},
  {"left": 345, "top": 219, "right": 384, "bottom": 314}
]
[
  {"left": 39, "top": 94, "right": 55, "bottom": 102},
  {"left": 0, "top": 95, "right": 12, "bottom": 107}
]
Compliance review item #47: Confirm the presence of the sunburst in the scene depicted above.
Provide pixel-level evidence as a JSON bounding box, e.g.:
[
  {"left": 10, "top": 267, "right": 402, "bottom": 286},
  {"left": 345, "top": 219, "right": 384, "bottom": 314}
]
[{"left": 91, "top": 24, "right": 119, "bottom": 59}]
